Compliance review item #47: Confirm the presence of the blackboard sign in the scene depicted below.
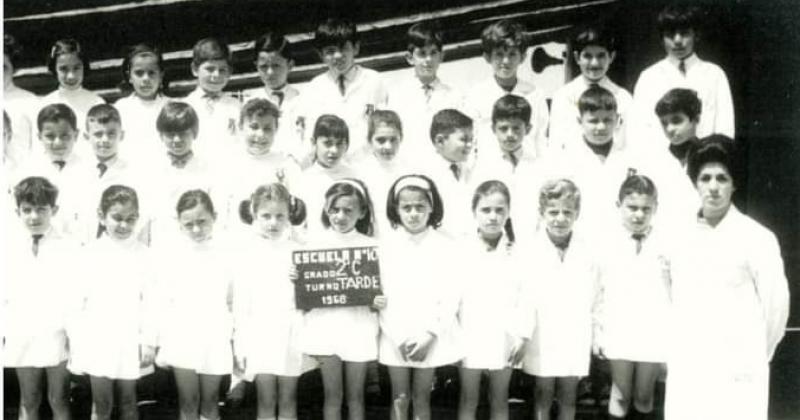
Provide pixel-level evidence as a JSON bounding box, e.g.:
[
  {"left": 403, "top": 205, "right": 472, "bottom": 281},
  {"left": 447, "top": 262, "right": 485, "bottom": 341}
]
[{"left": 293, "top": 246, "right": 381, "bottom": 310}]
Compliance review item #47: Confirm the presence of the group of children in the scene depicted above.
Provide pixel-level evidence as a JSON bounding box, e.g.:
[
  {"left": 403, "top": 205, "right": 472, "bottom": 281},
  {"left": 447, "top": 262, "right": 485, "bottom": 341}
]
[{"left": 3, "top": 3, "right": 742, "bottom": 420}]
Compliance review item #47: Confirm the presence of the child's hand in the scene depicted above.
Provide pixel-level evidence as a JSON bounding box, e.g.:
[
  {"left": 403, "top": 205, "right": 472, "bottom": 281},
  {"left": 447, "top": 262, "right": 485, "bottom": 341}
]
[
  {"left": 289, "top": 264, "right": 299, "bottom": 283},
  {"left": 592, "top": 342, "right": 606, "bottom": 359},
  {"left": 508, "top": 337, "right": 528, "bottom": 366},
  {"left": 405, "top": 332, "right": 436, "bottom": 362},
  {"left": 140, "top": 345, "right": 156, "bottom": 368},
  {"left": 371, "top": 295, "right": 387, "bottom": 311}
]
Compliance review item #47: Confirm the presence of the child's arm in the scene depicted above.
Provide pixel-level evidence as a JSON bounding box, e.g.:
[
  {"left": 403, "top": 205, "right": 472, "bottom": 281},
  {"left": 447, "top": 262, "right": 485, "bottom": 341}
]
[
  {"left": 713, "top": 69, "right": 735, "bottom": 138},
  {"left": 748, "top": 231, "right": 790, "bottom": 360},
  {"left": 528, "top": 90, "right": 551, "bottom": 157},
  {"left": 591, "top": 261, "right": 606, "bottom": 358},
  {"left": 139, "top": 252, "right": 158, "bottom": 367}
]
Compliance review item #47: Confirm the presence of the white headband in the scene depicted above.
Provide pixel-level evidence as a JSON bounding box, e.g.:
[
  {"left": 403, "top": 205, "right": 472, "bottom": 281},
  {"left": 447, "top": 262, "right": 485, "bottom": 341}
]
[
  {"left": 332, "top": 179, "right": 368, "bottom": 199},
  {"left": 393, "top": 176, "right": 433, "bottom": 202}
]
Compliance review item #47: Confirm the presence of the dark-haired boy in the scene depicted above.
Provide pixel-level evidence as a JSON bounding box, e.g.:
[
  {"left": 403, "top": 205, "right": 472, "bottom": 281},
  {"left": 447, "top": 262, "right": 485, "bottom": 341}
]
[{"left": 632, "top": 4, "right": 733, "bottom": 154}]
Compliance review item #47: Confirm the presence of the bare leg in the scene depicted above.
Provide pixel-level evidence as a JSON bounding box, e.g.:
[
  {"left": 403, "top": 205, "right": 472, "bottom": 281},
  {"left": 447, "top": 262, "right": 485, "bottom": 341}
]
[
  {"left": 16, "top": 367, "right": 44, "bottom": 420},
  {"left": 89, "top": 376, "right": 114, "bottom": 420},
  {"left": 45, "top": 362, "right": 72, "bottom": 420},
  {"left": 487, "top": 368, "right": 512, "bottom": 420},
  {"left": 554, "top": 377, "right": 578, "bottom": 420},
  {"left": 458, "top": 367, "right": 482, "bottom": 420},
  {"left": 255, "top": 374, "right": 278, "bottom": 419},
  {"left": 318, "top": 356, "right": 344, "bottom": 420},
  {"left": 173, "top": 368, "right": 200, "bottom": 420},
  {"left": 387, "top": 366, "right": 410, "bottom": 420},
  {"left": 632, "top": 362, "right": 663, "bottom": 414},
  {"left": 608, "top": 360, "right": 635, "bottom": 417},
  {"left": 277, "top": 375, "right": 299, "bottom": 419},
  {"left": 344, "top": 361, "right": 368, "bottom": 420},
  {"left": 116, "top": 379, "right": 139, "bottom": 420},
  {"left": 198, "top": 374, "right": 223, "bottom": 419},
  {"left": 411, "top": 368, "right": 435, "bottom": 420},
  {"left": 533, "top": 376, "right": 555, "bottom": 420}
]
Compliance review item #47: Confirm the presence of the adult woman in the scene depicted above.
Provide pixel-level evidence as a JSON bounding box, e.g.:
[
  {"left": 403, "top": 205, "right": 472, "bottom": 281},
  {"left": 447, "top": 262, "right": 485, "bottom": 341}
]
[{"left": 665, "top": 134, "right": 789, "bottom": 420}]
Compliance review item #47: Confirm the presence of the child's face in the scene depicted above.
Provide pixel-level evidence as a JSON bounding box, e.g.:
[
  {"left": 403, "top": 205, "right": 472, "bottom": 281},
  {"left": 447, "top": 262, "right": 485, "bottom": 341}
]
[
  {"left": 406, "top": 44, "right": 443, "bottom": 82},
  {"left": 662, "top": 28, "right": 696, "bottom": 60},
  {"left": 17, "top": 201, "right": 57, "bottom": 235},
  {"left": 256, "top": 51, "right": 293, "bottom": 90},
  {"left": 369, "top": 123, "right": 402, "bottom": 162},
  {"left": 241, "top": 113, "right": 278, "bottom": 156},
  {"left": 192, "top": 59, "right": 231, "bottom": 94},
  {"left": 129, "top": 53, "right": 163, "bottom": 100},
  {"left": 179, "top": 204, "right": 215, "bottom": 243},
  {"left": 85, "top": 120, "right": 123, "bottom": 160},
  {"left": 55, "top": 53, "right": 84, "bottom": 90},
  {"left": 320, "top": 42, "right": 358, "bottom": 77},
  {"left": 474, "top": 192, "right": 509, "bottom": 239},
  {"left": 618, "top": 193, "right": 656, "bottom": 235},
  {"left": 100, "top": 201, "right": 139, "bottom": 241},
  {"left": 492, "top": 118, "right": 530, "bottom": 154},
  {"left": 4, "top": 54, "right": 14, "bottom": 88},
  {"left": 39, "top": 119, "right": 78, "bottom": 160},
  {"left": 541, "top": 198, "right": 578, "bottom": 240},
  {"left": 574, "top": 45, "right": 615, "bottom": 82},
  {"left": 659, "top": 111, "right": 697, "bottom": 145},
  {"left": 160, "top": 129, "right": 195, "bottom": 156},
  {"left": 485, "top": 46, "right": 523, "bottom": 81},
  {"left": 326, "top": 194, "right": 364, "bottom": 234},
  {"left": 396, "top": 188, "right": 432, "bottom": 234},
  {"left": 435, "top": 127, "right": 474, "bottom": 163},
  {"left": 314, "top": 136, "right": 348, "bottom": 168},
  {"left": 253, "top": 199, "right": 290, "bottom": 239},
  {"left": 578, "top": 109, "right": 618, "bottom": 145}
]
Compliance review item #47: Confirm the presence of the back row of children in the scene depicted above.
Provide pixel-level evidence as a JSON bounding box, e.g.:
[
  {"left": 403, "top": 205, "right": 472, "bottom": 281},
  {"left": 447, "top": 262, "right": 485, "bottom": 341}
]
[{"left": 3, "top": 4, "right": 741, "bottom": 420}]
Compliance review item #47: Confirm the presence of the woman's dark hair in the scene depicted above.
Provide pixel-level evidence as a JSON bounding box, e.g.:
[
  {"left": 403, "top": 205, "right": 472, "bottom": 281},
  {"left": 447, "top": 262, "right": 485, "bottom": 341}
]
[{"left": 687, "top": 134, "right": 738, "bottom": 185}]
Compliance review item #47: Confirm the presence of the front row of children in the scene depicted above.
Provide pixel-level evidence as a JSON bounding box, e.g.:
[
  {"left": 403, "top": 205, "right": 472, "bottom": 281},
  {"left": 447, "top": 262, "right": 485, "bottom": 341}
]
[{"left": 6, "top": 165, "right": 672, "bottom": 420}]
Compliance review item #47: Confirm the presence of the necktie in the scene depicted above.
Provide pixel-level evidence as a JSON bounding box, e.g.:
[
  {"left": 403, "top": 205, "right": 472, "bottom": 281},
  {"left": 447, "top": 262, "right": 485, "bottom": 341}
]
[
  {"left": 506, "top": 151, "right": 519, "bottom": 169},
  {"left": 449, "top": 162, "right": 461, "bottom": 181},
  {"left": 632, "top": 233, "right": 645, "bottom": 254},
  {"left": 53, "top": 160, "right": 66, "bottom": 171},
  {"left": 422, "top": 84, "right": 433, "bottom": 102},
  {"left": 169, "top": 151, "right": 193, "bottom": 169},
  {"left": 97, "top": 162, "right": 108, "bottom": 178},
  {"left": 271, "top": 90, "right": 285, "bottom": 107},
  {"left": 203, "top": 91, "right": 221, "bottom": 112},
  {"left": 678, "top": 59, "right": 686, "bottom": 75},
  {"left": 32, "top": 234, "right": 43, "bottom": 256},
  {"left": 337, "top": 75, "right": 346, "bottom": 97}
]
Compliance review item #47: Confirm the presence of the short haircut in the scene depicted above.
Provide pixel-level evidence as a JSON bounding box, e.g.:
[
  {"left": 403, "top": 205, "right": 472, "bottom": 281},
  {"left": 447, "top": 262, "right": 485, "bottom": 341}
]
[
  {"left": 239, "top": 98, "right": 280, "bottom": 126},
  {"left": 176, "top": 189, "right": 215, "bottom": 216},
  {"left": 4, "top": 34, "right": 22, "bottom": 69},
  {"left": 386, "top": 174, "right": 444, "bottom": 229},
  {"left": 430, "top": 109, "right": 473, "bottom": 143},
  {"left": 492, "top": 94, "right": 532, "bottom": 125},
  {"left": 254, "top": 31, "right": 295, "bottom": 63},
  {"left": 618, "top": 173, "right": 658, "bottom": 202},
  {"left": 47, "top": 39, "right": 91, "bottom": 76},
  {"left": 37, "top": 103, "right": 77, "bottom": 131},
  {"left": 539, "top": 178, "right": 581, "bottom": 213},
  {"left": 657, "top": 4, "right": 702, "bottom": 35},
  {"left": 314, "top": 18, "right": 358, "bottom": 50},
  {"left": 191, "top": 37, "right": 231, "bottom": 68},
  {"left": 481, "top": 19, "right": 527, "bottom": 55},
  {"left": 156, "top": 102, "right": 199, "bottom": 135},
  {"left": 406, "top": 21, "right": 444, "bottom": 53},
  {"left": 687, "top": 134, "right": 739, "bottom": 185},
  {"left": 242, "top": 182, "right": 306, "bottom": 226},
  {"left": 578, "top": 85, "right": 617, "bottom": 114},
  {"left": 312, "top": 114, "right": 349, "bottom": 143},
  {"left": 86, "top": 103, "right": 121, "bottom": 128},
  {"left": 655, "top": 88, "right": 701, "bottom": 121},
  {"left": 14, "top": 176, "right": 59, "bottom": 207},
  {"left": 472, "top": 179, "right": 515, "bottom": 242},
  {"left": 571, "top": 25, "right": 616, "bottom": 54},
  {"left": 368, "top": 110, "right": 403, "bottom": 141},
  {"left": 119, "top": 43, "right": 167, "bottom": 94},
  {"left": 321, "top": 179, "right": 375, "bottom": 236}
]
